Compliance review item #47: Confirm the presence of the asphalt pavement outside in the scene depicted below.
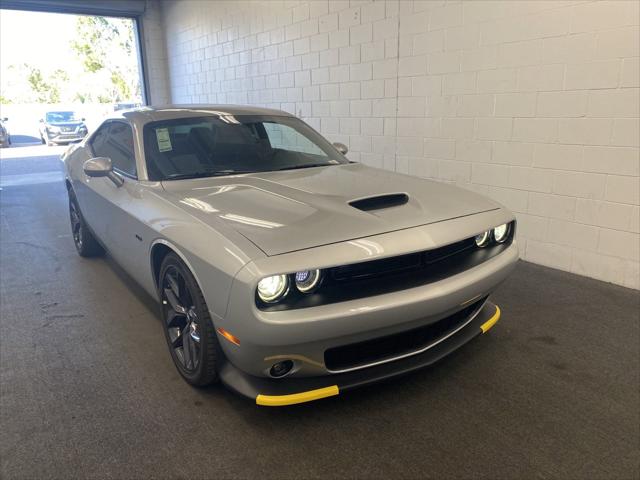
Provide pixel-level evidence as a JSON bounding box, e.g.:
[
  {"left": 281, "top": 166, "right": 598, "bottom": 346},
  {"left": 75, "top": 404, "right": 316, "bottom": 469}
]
[{"left": 1, "top": 143, "right": 639, "bottom": 480}]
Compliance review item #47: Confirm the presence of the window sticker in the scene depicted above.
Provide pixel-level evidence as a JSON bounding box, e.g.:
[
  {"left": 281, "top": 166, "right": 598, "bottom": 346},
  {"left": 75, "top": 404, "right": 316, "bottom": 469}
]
[{"left": 156, "top": 128, "right": 172, "bottom": 152}]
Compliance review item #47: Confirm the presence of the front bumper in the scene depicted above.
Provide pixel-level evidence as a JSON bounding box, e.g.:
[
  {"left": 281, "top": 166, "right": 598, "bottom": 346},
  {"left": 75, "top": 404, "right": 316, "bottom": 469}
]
[
  {"left": 48, "top": 133, "right": 86, "bottom": 143},
  {"left": 219, "top": 237, "right": 517, "bottom": 378},
  {"left": 219, "top": 301, "right": 501, "bottom": 406}
]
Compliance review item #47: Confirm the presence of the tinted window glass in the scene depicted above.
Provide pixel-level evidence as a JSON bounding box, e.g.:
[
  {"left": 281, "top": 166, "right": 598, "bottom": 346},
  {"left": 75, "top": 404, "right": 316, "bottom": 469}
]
[
  {"left": 89, "top": 124, "right": 109, "bottom": 155},
  {"left": 103, "top": 122, "right": 136, "bottom": 177},
  {"left": 142, "top": 115, "right": 347, "bottom": 181}
]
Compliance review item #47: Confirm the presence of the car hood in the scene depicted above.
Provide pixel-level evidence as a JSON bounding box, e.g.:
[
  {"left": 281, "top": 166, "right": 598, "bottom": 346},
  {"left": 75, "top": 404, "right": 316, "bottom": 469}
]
[
  {"left": 47, "top": 121, "right": 84, "bottom": 127},
  {"left": 160, "top": 163, "right": 500, "bottom": 256}
]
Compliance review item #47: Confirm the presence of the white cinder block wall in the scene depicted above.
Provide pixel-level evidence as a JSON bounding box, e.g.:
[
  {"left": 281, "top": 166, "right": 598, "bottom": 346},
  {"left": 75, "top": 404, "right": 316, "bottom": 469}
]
[
  {"left": 141, "top": 0, "right": 171, "bottom": 104},
  {"left": 158, "top": 0, "right": 640, "bottom": 289}
]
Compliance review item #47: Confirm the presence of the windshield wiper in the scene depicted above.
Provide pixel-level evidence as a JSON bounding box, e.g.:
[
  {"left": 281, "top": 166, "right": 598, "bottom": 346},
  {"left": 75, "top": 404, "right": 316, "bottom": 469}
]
[
  {"left": 164, "top": 170, "right": 256, "bottom": 180},
  {"left": 276, "top": 163, "right": 333, "bottom": 171}
]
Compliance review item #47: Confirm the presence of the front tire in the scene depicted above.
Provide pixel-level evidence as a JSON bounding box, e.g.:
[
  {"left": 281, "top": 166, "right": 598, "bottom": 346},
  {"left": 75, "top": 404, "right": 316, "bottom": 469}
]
[
  {"left": 159, "top": 253, "right": 220, "bottom": 386},
  {"left": 68, "top": 191, "right": 104, "bottom": 257}
]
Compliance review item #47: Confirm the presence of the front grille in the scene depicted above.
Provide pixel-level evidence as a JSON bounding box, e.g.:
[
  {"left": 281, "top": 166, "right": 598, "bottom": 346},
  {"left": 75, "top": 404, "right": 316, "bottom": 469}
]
[
  {"left": 324, "top": 298, "right": 486, "bottom": 372},
  {"left": 331, "top": 238, "right": 474, "bottom": 283},
  {"left": 332, "top": 251, "right": 423, "bottom": 281}
]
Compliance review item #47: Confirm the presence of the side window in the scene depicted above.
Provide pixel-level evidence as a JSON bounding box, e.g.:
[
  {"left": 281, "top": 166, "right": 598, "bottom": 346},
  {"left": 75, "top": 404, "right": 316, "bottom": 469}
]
[
  {"left": 89, "top": 124, "right": 109, "bottom": 157},
  {"left": 103, "top": 122, "right": 137, "bottom": 177}
]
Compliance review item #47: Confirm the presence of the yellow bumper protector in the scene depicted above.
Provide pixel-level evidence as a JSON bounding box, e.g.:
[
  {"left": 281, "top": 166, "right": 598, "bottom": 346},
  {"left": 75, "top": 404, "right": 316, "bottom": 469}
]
[
  {"left": 480, "top": 305, "right": 501, "bottom": 333},
  {"left": 256, "top": 385, "right": 339, "bottom": 407}
]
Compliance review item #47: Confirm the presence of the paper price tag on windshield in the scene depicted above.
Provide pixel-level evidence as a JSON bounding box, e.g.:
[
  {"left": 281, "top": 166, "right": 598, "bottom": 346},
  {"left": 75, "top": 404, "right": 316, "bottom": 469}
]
[{"left": 156, "top": 128, "right": 172, "bottom": 152}]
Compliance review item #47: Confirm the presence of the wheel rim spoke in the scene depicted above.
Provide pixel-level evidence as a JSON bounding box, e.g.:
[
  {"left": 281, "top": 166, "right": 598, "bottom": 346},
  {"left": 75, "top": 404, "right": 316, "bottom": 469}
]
[
  {"left": 164, "top": 287, "right": 186, "bottom": 315},
  {"left": 69, "top": 202, "right": 81, "bottom": 246},
  {"left": 162, "top": 268, "right": 199, "bottom": 372},
  {"left": 189, "top": 320, "right": 200, "bottom": 342},
  {"left": 166, "top": 272, "right": 180, "bottom": 298},
  {"left": 170, "top": 328, "right": 183, "bottom": 348},
  {"left": 182, "top": 324, "right": 195, "bottom": 370}
]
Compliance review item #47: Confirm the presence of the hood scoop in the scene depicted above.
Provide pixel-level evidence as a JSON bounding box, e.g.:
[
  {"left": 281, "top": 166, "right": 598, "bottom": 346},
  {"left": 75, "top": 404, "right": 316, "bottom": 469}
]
[{"left": 349, "top": 193, "right": 409, "bottom": 212}]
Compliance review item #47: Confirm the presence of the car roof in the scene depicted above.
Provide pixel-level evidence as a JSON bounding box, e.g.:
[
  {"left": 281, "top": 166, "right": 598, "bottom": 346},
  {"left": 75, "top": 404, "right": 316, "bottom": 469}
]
[{"left": 114, "top": 104, "right": 295, "bottom": 124}]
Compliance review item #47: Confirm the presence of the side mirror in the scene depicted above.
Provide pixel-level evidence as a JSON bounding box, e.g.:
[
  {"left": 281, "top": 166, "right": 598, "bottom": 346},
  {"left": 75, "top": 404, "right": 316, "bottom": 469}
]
[
  {"left": 2, "top": 117, "right": 7, "bottom": 122},
  {"left": 81, "top": 117, "right": 86, "bottom": 121},
  {"left": 83, "top": 157, "right": 123, "bottom": 187},
  {"left": 39, "top": 119, "right": 44, "bottom": 123},
  {"left": 333, "top": 142, "right": 348, "bottom": 155}
]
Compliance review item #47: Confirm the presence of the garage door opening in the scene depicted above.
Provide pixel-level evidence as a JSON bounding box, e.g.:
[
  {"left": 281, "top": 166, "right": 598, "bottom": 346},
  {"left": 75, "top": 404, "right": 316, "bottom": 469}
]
[{"left": 0, "top": 8, "right": 145, "bottom": 154}]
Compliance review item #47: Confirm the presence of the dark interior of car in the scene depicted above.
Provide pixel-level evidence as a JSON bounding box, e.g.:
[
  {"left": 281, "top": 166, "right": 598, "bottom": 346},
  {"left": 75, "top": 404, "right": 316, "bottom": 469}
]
[{"left": 145, "top": 121, "right": 329, "bottom": 180}]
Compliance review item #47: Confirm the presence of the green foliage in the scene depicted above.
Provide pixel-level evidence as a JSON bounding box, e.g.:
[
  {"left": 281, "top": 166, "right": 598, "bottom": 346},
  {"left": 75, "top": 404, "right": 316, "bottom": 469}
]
[
  {"left": 71, "top": 15, "right": 140, "bottom": 103},
  {"left": 1, "top": 15, "right": 141, "bottom": 104},
  {"left": 72, "top": 16, "right": 117, "bottom": 73},
  {"left": 26, "top": 65, "right": 60, "bottom": 103}
]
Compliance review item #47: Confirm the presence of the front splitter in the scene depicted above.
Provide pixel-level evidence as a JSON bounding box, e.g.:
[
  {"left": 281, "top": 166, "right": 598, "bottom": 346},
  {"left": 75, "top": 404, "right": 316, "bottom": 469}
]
[{"left": 218, "top": 301, "right": 501, "bottom": 406}]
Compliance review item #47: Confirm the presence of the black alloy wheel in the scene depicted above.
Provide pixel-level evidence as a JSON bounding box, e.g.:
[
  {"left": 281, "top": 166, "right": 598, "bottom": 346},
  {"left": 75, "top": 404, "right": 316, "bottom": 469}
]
[
  {"left": 68, "top": 191, "right": 104, "bottom": 257},
  {"left": 69, "top": 199, "right": 83, "bottom": 250},
  {"left": 159, "top": 254, "right": 219, "bottom": 386}
]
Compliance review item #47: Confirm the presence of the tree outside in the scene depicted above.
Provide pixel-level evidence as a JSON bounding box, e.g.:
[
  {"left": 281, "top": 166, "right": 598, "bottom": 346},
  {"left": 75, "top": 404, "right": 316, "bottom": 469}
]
[{"left": 0, "top": 11, "right": 142, "bottom": 105}]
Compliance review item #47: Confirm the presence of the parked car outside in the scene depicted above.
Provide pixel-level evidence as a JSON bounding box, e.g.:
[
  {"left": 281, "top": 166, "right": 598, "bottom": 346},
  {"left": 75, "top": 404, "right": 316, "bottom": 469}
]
[
  {"left": 63, "top": 105, "right": 518, "bottom": 406},
  {"left": 0, "top": 117, "right": 10, "bottom": 147},
  {"left": 39, "top": 111, "right": 88, "bottom": 145},
  {"left": 114, "top": 102, "right": 142, "bottom": 111}
]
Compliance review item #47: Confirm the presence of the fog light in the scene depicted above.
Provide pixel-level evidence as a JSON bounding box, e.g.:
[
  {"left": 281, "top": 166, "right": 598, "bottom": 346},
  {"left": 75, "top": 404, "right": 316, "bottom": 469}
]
[
  {"left": 493, "top": 223, "right": 509, "bottom": 243},
  {"left": 475, "top": 231, "right": 490, "bottom": 247},
  {"left": 270, "top": 360, "right": 294, "bottom": 378}
]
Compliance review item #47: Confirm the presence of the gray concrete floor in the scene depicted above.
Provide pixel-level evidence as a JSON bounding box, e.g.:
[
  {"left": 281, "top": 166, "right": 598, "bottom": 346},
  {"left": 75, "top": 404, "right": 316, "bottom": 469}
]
[{"left": 1, "top": 145, "right": 639, "bottom": 479}]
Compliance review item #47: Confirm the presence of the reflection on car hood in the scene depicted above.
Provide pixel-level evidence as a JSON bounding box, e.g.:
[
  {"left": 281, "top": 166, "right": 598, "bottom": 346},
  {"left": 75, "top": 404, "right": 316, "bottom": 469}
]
[{"left": 161, "top": 163, "right": 500, "bottom": 256}]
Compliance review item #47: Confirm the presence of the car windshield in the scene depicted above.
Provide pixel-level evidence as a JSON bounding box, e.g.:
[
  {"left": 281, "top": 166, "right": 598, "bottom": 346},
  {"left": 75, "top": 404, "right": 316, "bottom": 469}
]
[
  {"left": 46, "top": 111, "right": 79, "bottom": 123},
  {"left": 143, "top": 115, "right": 348, "bottom": 181}
]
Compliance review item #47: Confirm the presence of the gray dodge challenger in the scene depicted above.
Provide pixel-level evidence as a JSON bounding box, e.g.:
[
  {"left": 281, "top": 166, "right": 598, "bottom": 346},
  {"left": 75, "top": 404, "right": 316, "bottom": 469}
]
[{"left": 63, "top": 105, "right": 518, "bottom": 406}]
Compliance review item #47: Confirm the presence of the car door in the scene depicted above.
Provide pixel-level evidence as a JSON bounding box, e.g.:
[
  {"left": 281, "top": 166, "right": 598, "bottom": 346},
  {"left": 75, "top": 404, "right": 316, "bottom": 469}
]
[
  {"left": 76, "top": 123, "right": 110, "bottom": 238},
  {"left": 82, "top": 120, "right": 149, "bottom": 282}
]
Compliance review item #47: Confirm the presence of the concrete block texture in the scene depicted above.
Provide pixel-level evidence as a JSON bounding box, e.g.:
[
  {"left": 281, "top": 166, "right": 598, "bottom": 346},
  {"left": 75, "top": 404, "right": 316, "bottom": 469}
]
[{"left": 158, "top": 0, "right": 639, "bottom": 289}]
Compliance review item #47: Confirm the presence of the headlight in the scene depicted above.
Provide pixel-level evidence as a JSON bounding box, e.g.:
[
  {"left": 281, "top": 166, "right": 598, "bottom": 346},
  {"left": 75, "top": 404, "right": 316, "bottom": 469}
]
[
  {"left": 48, "top": 126, "right": 61, "bottom": 133},
  {"left": 257, "top": 274, "right": 289, "bottom": 303},
  {"left": 294, "top": 269, "right": 322, "bottom": 293},
  {"left": 475, "top": 231, "right": 491, "bottom": 247},
  {"left": 493, "top": 223, "right": 509, "bottom": 243}
]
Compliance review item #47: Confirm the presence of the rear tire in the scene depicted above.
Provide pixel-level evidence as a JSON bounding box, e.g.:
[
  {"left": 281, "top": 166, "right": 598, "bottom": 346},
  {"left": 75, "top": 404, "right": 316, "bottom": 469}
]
[
  {"left": 68, "top": 190, "right": 104, "bottom": 257},
  {"left": 159, "top": 253, "right": 220, "bottom": 387}
]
